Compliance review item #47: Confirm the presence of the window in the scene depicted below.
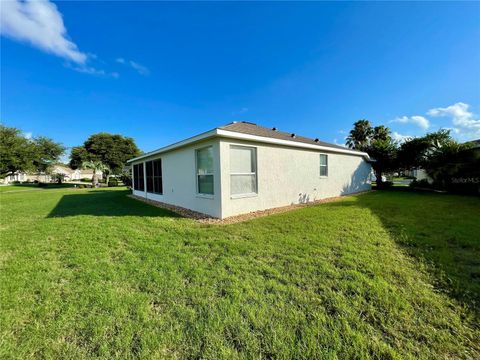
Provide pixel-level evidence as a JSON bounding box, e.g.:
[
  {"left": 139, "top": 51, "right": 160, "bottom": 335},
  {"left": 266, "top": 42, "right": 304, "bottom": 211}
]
[
  {"left": 146, "top": 161, "right": 153, "bottom": 193},
  {"left": 196, "top": 146, "right": 214, "bottom": 195},
  {"left": 320, "top": 154, "right": 328, "bottom": 177},
  {"left": 133, "top": 163, "right": 144, "bottom": 191},
  {"left": 230, "top": 146, "right": 257, "bottom": 196},
  {"left": 153, "top": 159, "right": 163, "bottom": 194},
  {"left": 146, "top": 159, "right": 163, "bottom": 194}
]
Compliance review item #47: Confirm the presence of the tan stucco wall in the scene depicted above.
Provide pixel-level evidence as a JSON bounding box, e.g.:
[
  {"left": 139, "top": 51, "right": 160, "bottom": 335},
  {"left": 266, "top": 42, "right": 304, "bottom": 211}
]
[{"left": 219, "top": 139, "right": 372, "bottom": 218}]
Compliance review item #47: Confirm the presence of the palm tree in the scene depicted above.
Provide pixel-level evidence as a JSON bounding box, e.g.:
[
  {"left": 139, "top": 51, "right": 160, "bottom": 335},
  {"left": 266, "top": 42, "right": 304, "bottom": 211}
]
[
  {"left": 345, "top": 119, "right": 373, "bottom": 151},
  {"left": 82, "top": 160, "right": 109, "bottom": 187},
  {"left": 372, "top": 125, "right": 391, "bottom": 142}
]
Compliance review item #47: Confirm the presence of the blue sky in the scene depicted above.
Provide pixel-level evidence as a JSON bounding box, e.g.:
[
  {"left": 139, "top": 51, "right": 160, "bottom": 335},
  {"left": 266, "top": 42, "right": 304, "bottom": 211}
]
[{"left": 2, "top": 1, "right": 480, "bottom": 157}]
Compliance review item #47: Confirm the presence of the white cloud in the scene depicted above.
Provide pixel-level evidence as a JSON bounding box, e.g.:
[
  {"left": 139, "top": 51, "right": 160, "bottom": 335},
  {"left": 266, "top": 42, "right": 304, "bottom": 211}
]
[
  {"left": 391, "top": 115, "right": 430, "bottom": 130},
  {"left": 23, "top": 132, "right": 32, "bottom": 140},
  {"left": 0, "top": 0, "right": 87, "bottom": 64},
  {"left": 392, "top": 132, "right": 412, "bottom": 143},
  {"left": 116, "top": 58, "right": 150, "bottom": 76},
  {"left": 427, "top": 102, "right": 480, "bottom": 140},
  {"left": 66, "top": 63, "right": 119, "bottom": 78},
  {"left": 129, "top": 61, "right": 149, "bottom": 76}
]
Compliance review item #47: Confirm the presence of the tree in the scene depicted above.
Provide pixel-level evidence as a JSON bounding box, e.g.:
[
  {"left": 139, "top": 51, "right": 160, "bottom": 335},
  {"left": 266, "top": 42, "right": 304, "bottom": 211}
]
[
  {"left": 69, "top": 146, "right": 89, "bottom": 170},
  {"left": 396, "top": 137, "right": 426, "bottom": 171},
  {"left": 397, "top": 129, "right": 459, "bottom": 171},
  {"left": 346, "top": 120, "right": 374, "bottom": 151},
  {"left": 70, "top": 133, "right": 141, "bottom": 177},
  {"left": 32, "top": 137, "right": 65, "bottom": 174},
  {"left": 397, "top": 130, "right": 478, "bottom": 192},
  {"left": 82, "top": 160, "right": 110, "bottom": 187},
  {"left": 345, "top": 121, "right": 398, "bottom": 187},
  {"left": 0, "top": 126, "right": 35, "bottom": 178},
  {"left": 0, "top": 125, "right": 64, "bottom": 179},
  {"left": 52, "top": 173, "right": 66, "bottom": 184}
]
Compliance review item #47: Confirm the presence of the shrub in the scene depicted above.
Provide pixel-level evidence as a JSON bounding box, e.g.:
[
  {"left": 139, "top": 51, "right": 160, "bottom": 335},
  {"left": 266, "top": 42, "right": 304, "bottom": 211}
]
[
  {"left": 78, "top": 184, "right": 86, "bottom": 189},
  {"left": 376, "top": 181, "right": 393, "bottom": 189},
  {"left": 38, "top": 182, "right": 48, "bottom": 187},
  {"left": 108, "top": 178, "right": 119, "bottom": 187},
  {"left": 119, "top": 171, "right": 132, "bottom": 187},
  {"left": 410, "top": 179, "right": 433, "bottom": 189}
]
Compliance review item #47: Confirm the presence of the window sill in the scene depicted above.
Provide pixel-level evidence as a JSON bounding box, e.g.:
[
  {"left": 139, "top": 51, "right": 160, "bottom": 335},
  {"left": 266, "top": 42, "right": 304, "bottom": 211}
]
[
  {"left": 196, "top": 194, "right": 214, "bottom": 199},
  {"left": 319, "top": 176, "right": 328, "bottom": 179},
  {"left": 231, "top": 193, "right": 258, "bottom": 199},
  {"left": 146, "top": 191, "right": 163, "bottom": 196}
]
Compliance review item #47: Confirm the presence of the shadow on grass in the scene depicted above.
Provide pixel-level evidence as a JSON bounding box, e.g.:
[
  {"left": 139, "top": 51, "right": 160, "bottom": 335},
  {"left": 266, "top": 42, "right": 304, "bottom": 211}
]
[
  {"left": 327, "top": 190, "right": 480, "bottom": 314},
  {"left": 47, "top": 189, "right": 180, "bottom": 218}
]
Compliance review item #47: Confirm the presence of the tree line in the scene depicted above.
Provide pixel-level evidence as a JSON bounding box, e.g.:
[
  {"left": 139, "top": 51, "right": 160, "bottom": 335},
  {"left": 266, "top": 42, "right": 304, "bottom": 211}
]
[
  {"left": 345, "top": 120, "right": 479, "bottom": 193},
  {"left": 0, "top": 125, "right": 141, "bottom": 186}
]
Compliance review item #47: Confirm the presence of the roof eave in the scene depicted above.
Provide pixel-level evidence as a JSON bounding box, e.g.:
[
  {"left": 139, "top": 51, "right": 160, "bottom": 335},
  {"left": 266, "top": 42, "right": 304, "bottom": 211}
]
[{"left": 127, "top": 128, "right": 219, "bottom": 163}]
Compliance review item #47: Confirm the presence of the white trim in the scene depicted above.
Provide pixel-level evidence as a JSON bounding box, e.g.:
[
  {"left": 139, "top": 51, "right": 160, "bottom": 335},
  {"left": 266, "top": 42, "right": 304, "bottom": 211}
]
[
  {"left": 231, "top": 193, "right": 258, "bottom": 199},
  {"left": 319, "top": 153, "right": 328, "bottom": 177},
  {"left": 195, "top": 145, "right": 215, "bottom": 196},
  {"left": 127, "top": 127, "right": 370, "bottom": 163},
  {"left": 128, "top": 129, "right": 217, "bottom": 163},
  {"left": 229, "top": 144, "right": 258, "bottom": 197},
  {"left": 196, "top": 194, "right": 214, "bottom": 200}
]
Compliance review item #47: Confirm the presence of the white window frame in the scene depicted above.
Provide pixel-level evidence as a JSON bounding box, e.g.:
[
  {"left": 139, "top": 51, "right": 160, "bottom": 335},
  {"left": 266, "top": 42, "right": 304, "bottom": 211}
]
[
  {"left": 195, "top": 146, "right": 214, "bottom": 197},
  {"left": 230, "top": 145, "right": 258, "bottom": 198},
  {"left": 320, "top": 153, "right": 328, "bottom": 178}
]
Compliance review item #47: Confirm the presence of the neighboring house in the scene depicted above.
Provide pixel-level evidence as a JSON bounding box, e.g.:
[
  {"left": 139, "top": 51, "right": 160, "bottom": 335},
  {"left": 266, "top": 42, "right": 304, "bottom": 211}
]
[
  {"left": 2, "top": 171, "right": 27, "bottom": 183},
  {"left": 128, "top": 122, "right": 372, "bottom": 219},
  {"left": 70, "top": 169, "right": 103, "bottom": 181},
  {"left": 1, "top": 165, "right": 102, "bottom": 184},
  {"left": 404, "top": 168, "right": 430, "bottom": 182}
]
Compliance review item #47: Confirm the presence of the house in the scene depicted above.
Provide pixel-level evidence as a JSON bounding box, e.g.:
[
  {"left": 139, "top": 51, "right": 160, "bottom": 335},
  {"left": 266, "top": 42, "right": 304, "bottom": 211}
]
[
  {"left": 127, "top": 122, "right": 372, "bottom": 219},
  {"left": 1, "top": 165, "right": 102, "bottom": 184},
  {"left": 404, "top": 168, "right": 431, "bottom": 182}
]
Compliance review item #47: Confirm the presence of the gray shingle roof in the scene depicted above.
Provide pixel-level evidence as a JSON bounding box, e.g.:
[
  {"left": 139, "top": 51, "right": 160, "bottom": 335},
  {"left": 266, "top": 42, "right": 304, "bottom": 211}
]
[
  {"left": 219, "top": 121, "right": 352, "bottom": 152},
  {"left": 128, "top": 121, "right": 368, "bottom": 163}
]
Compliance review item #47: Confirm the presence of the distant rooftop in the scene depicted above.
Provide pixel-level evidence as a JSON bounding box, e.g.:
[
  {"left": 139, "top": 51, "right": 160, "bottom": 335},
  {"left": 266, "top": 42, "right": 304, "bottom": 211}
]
[
  {"left": 466, "top": 139, "right": 480, "bottom": 148},
  {"left": 220, "top": 121, "right": 350, "bottom": 152}
]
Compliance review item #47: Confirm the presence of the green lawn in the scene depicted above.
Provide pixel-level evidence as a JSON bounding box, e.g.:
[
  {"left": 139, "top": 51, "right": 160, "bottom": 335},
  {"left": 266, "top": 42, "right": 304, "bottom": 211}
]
[
  {"left": 0, "top": 188, "right": 478, "bottom": 359},
  {"left": 0, "top": 183, "right": 77, "bottom": 192}
]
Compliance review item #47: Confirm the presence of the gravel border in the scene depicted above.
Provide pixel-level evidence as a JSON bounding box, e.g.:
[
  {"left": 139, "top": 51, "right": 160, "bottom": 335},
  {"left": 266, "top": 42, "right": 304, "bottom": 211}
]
[{"left": 129, "top": 190, "right": 371, "bottom": 225}]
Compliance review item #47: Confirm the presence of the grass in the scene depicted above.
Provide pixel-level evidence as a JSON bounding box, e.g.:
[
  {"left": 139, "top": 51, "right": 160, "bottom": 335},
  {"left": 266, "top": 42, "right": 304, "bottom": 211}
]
[
  {"left": 0, "top": 187, "right": 478, "bottom": 359},
  {"left": 0, "top": 183, "right": 77, "bottom": 192}
]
